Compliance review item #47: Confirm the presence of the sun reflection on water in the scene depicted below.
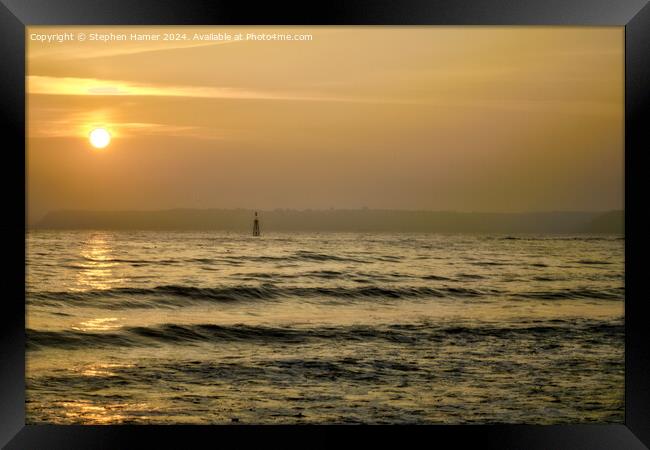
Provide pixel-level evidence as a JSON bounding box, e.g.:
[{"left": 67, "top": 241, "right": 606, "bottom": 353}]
[
  {"left": 74, "top": 233, "right": 125, "bottom": 291},
  {"left": 59, "top": 400, "right": 150, "bottom": 424},
  {"left": 75, "top": 362, "right": 134, "bottom": 377},
  {"left": 71, "top": 317, "right": 120, "bottom": 332}
]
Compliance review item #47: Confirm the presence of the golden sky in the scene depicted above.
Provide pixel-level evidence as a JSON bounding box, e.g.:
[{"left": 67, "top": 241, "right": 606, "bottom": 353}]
[{"left": 27, "top": 26, "right": 623, "bottom": 222}]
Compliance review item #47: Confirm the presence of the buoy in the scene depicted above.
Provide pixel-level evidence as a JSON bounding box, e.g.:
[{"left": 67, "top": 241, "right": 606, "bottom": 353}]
[{"left": 253, "top": 211, "right": 260, "bottom": 236}]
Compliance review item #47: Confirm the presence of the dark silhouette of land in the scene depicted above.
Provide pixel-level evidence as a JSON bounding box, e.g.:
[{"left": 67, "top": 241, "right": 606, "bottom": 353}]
[
  {"left": 583, "top": 210, "right": 624, "bottom": 234},
  {"left": 31, "top": 209, "right": 624, "bottom": 234}
]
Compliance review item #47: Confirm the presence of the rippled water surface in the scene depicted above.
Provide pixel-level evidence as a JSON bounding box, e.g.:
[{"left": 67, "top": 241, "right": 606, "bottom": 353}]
[{"left": 26, "top": 231, "right": 624, "bottom": 424}]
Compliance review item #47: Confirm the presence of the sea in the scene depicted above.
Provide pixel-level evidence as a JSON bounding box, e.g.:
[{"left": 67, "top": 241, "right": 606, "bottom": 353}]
[{"left": 26, "top": 231, "right": 625, "bottom": 424}]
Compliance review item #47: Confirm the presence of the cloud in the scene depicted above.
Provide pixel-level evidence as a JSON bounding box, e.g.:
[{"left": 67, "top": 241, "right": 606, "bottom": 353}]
[
  {"left": 28, "top": 75, "right": 369, "bottom": 103},
  {"left": 26, "top": 75, "right": 426, "bottom": 105},
  {"left": 29, "top": 120, "right": 229, "bottom": 140},
  {"left": 28, "top": 107, "right": 229, "bottom": 140},
  {"left": 27, "top": 74, "right": 619, "bottom": 119},
  {"left": 86, "top": 86, "right": 130, "bottom": 95}
]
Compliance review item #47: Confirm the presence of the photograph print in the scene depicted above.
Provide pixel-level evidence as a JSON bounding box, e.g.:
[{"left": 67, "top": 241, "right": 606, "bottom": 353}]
[{"left": 26, "top": 26, "right": 624, "bottom": 424}]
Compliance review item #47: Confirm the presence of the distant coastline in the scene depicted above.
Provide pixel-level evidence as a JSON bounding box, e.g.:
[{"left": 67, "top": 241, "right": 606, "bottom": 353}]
[{"left": 30, "top": 209, "right": 624, "bottom": 234}]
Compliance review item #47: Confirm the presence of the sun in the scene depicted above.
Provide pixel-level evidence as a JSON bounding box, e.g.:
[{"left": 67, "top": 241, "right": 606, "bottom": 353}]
[{"left": 89, "top": 128, "right": 111, "bottom": 149}]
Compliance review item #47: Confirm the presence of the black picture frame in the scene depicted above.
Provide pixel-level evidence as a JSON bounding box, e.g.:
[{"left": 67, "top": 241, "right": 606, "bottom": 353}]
[{"left": 2, "top": 0, "right": 648, "bottom": 448}]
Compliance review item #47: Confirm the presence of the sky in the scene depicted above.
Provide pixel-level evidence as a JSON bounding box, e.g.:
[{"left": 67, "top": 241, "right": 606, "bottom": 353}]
[{"left": 27, "top": 26, "right": 624, "bottom": 223}]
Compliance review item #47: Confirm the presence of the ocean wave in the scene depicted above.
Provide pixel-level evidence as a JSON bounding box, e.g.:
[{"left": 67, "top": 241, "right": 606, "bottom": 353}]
[
  {"left": 28, "top": 282, "right": 625, "bottom": 309},
  {"left": 82, "top": 256, "right": 179, "bottom": 265},
  {"left": 251, "top": 251, "right": 368, "bottom": 264},
  {"left": 27, "top": 320, "right": 623, "bottom": 351},
  {"left": 71, "top": 250, "right": 380, "bottom": 267},
  {"left": 516, "top": 287, "right": 623, "bottom": 300},
  {"left": 28, "top": 284, "right": 499, "bottom": 308},
  {"left": 576, "top": 260, "right": 613, "bottom": 265},
  {"left": 455, "top": 273, "right": 485, "bottom": 280}
]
